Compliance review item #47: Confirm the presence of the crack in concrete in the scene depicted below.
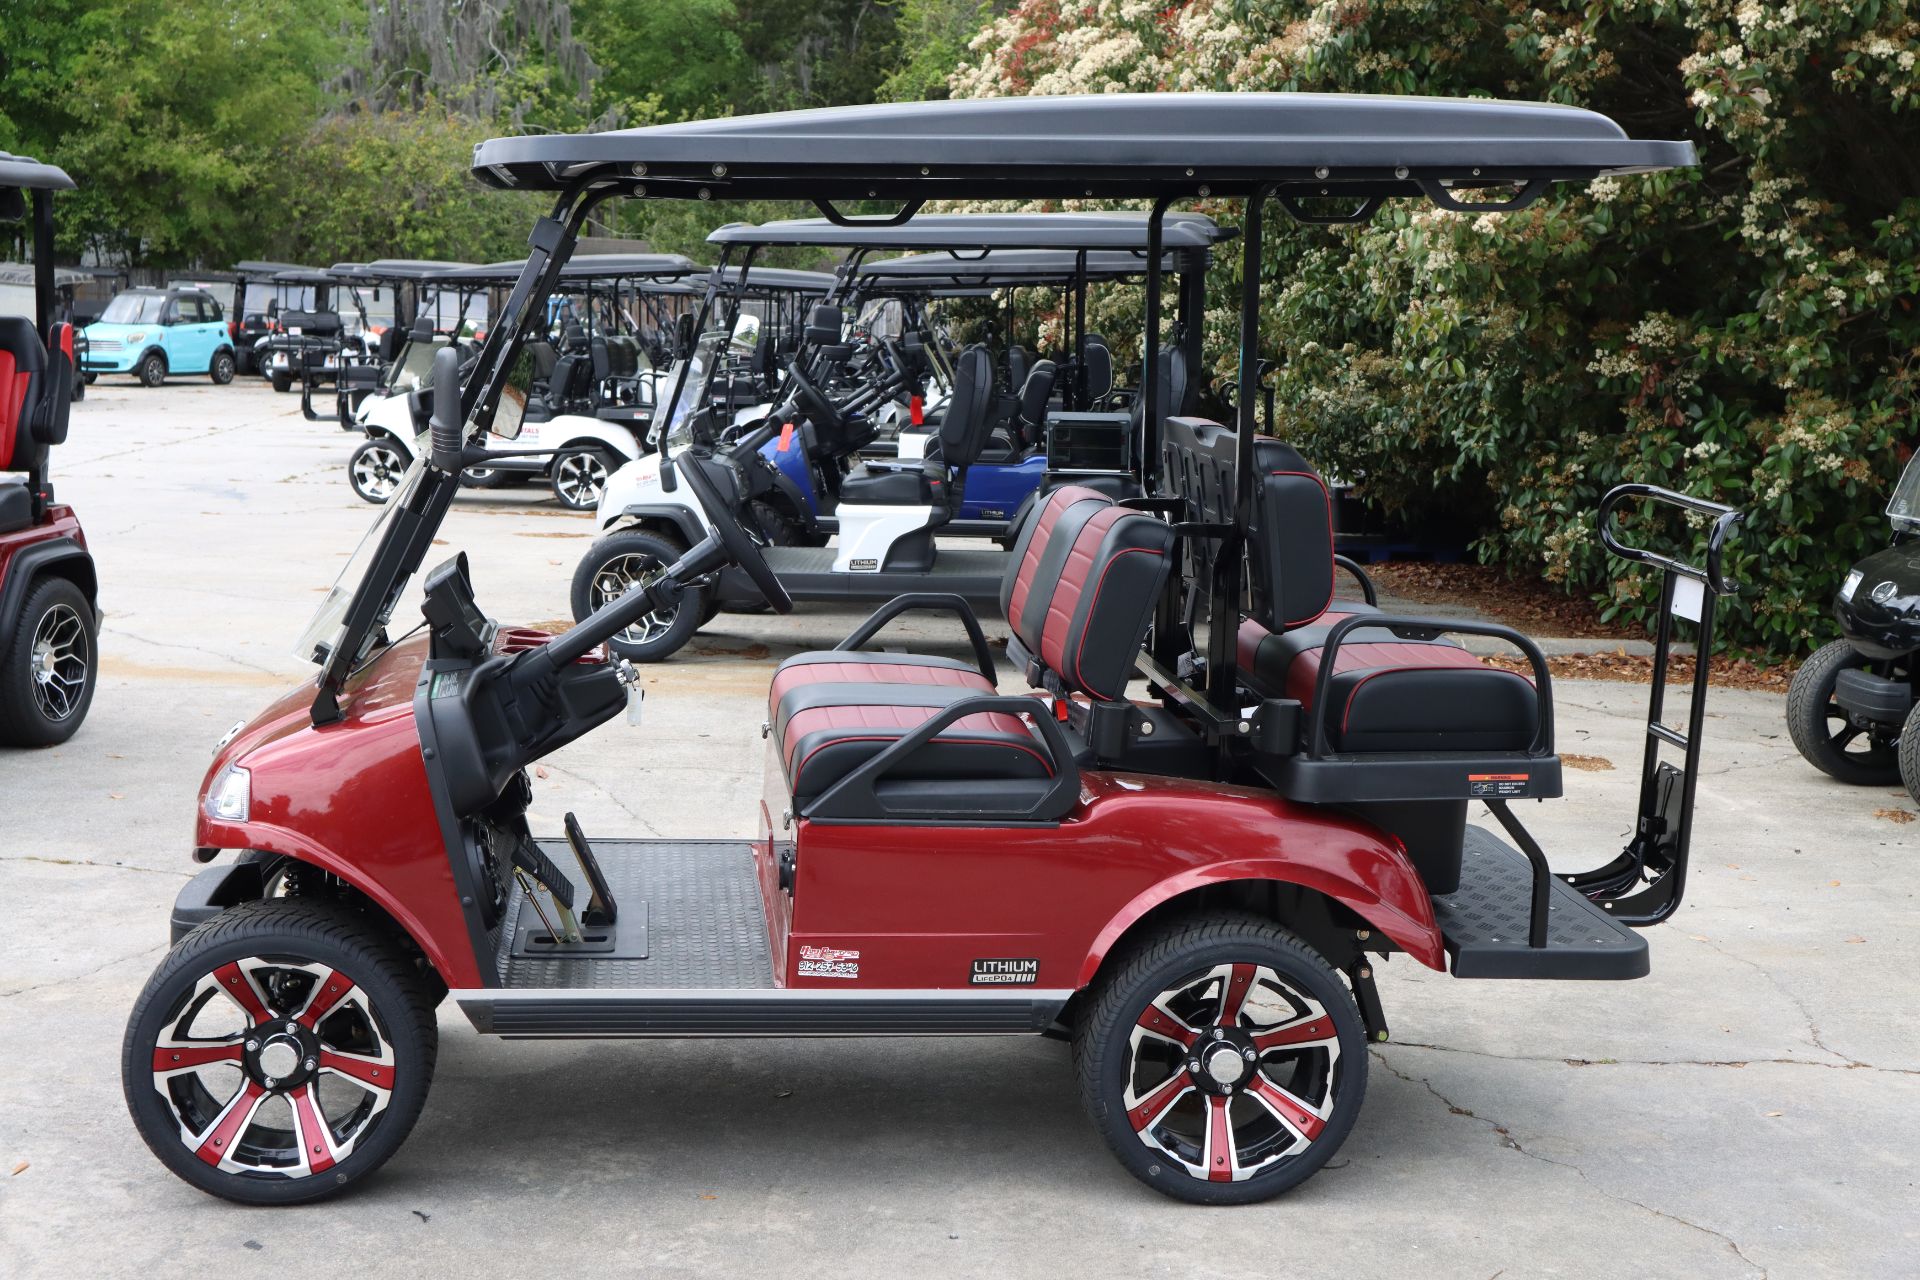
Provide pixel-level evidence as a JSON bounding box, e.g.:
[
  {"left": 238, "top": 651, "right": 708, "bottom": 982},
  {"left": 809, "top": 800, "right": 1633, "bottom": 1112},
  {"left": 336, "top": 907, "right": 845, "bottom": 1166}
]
[
  {"left": 1387, "top": 1038, "right": 1919, "bottom": 1078},
  {"left": 1685, "top": 935, "right": 1891, "bottom": 1073},
  {"left": 1372, "top": 1049, "right": 1769, "bottom": 1278},
  {"left": 0, "top": 941, "right": 166, "bottom": 999},
  {"left": 532, "top": 762, "right": 661, "bottom": 836},
  {"left": 107, "top": 626, "right": 286, "bottom": 678},
  {"left": 1, "top": 854, "right": 192, "bottom": 879}
]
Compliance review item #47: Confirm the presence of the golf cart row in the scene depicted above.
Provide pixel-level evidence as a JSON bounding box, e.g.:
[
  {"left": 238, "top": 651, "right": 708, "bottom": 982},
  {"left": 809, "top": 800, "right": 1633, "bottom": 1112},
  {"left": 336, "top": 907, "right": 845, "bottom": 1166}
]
[{"left": 123, "top": 92, "right": 1755, "bottom": 1211}]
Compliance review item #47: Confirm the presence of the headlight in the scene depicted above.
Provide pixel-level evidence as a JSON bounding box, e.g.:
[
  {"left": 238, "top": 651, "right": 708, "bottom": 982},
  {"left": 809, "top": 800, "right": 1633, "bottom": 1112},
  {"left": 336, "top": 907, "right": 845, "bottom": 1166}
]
[
  {"left": 126, "top": 331, "right": 146, "bottom": 343},
  {"left": 1839, "top": 569, "right": 1863, "bottom": 602},
  {"left": 205, "top": 764, "right": 251, "bottom": 822}
]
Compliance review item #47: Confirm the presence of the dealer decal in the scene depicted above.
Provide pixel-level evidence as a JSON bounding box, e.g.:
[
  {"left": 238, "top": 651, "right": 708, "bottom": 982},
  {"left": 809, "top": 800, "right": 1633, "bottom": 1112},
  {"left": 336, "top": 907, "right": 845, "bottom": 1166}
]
[
  {"left": 797, "top": 944, "right": 860, "bottom": 980},
  {"left": 970, "top": 958, "right": 1039, "bottom": 986},
  {"left": 1468, "top": 772, "right": 1530, "bottom": 798}
]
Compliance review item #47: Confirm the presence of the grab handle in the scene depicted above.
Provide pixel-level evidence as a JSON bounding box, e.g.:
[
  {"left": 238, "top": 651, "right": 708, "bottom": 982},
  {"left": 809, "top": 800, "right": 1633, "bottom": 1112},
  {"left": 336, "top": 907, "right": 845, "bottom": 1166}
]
[{"left": 1598, "top": 483, "right": 1743, "bottom": 597}]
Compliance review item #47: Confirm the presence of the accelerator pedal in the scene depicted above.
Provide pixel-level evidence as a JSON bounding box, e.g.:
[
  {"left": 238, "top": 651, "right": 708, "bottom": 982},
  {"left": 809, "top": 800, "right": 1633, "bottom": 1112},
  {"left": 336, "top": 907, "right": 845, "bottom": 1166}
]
[{"left": 564, "top": 812, "right": 620, "bottom": 926}]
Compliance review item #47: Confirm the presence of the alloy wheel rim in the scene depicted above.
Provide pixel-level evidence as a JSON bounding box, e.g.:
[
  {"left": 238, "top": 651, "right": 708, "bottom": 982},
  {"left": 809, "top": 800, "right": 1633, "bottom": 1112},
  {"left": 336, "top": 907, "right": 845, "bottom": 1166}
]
[
  {"left": 1124, "top": 962, "right": 1341, "bottom": 1183},
  {"left": 150, "top": 956, "right": 396, "bottom": 1179},
  {"left": 29, "top": 603, "right": 88, "bottom": 722},
  {"left": 353, "top": 446, "right": 405, "bottom": 501},
  {"left": 590, "top": 552, "right": 676, "bottom": 644},
  {"left": 555, "top": 454, "right": 608, "bottom": 508}
]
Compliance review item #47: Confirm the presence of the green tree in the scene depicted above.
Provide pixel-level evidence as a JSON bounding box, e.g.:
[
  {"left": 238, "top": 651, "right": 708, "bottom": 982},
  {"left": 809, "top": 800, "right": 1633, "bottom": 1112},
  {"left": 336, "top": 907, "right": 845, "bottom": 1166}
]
[
  {"left": 574, "top": 0, "right": 753, "bottom": 123},
  {"left": 877, "top": 0, "right": 1007, "bottom": 102}
]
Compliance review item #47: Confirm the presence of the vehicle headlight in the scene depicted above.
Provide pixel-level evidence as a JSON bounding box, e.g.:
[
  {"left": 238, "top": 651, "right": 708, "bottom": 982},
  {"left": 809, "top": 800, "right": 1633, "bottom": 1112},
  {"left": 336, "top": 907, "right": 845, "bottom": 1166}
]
[
  {"left": 1839, "top": 569, "right": 1863, "bottom": 602},
  {"left": 126, "top": 331, "right": 146, "bottom": 343},
  {"left": 205, "top": 764, "right": 251, "bottom": 822}
]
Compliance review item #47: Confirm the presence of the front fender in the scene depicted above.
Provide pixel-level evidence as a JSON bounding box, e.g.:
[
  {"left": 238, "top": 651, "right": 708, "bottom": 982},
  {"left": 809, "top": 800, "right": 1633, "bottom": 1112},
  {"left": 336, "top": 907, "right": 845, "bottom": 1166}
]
[{"left": 598, "top": 451, "right": 709, "bottom": 539}]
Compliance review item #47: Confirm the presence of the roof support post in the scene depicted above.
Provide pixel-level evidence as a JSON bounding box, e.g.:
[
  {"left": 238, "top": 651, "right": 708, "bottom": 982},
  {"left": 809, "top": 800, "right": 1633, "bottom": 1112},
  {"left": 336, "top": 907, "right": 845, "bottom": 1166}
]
[
  {"left": 1073, "top": 249, "right": 1089, "bottom": 410},
  {"left": 31, "top": 189, "right": 55, "bottom": 335},
  {"left": 1205, "top": 184, "right": 1269, "bottom": 712},
  {"left": 1140, "top": 193, "right": 1174, "bottom": 494}
]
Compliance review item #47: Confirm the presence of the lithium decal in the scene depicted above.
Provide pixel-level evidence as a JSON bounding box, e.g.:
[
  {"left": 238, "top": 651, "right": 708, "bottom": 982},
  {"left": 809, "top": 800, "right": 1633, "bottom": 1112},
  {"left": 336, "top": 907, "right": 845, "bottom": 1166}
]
[
  {"left": 797, "top": 944, "right": 860, "bottom": 980},
  {"left": 1468, "top": 772, "right": 1529, "bottom": 798},
  {"left": 970, "top": 958, "right": 1039, "bottom": 986},
  {"left": 848, "top": 557, "right": 880, "bottom": 573}
]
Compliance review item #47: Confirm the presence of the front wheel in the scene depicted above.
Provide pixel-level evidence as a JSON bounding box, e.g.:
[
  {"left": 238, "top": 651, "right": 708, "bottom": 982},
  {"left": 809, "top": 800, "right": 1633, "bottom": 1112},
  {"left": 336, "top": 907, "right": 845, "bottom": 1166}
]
[
  {"left": 348, "top": 438, "right": 410, "bottom": 505},
  {"left": 270, "top": 365, "right": 293, "bottom": 394},
  {"left": 136, "top": 352, "right": 166, "bottom": 387},
  {"left": 1075, "top": 915, "right": 1367, "bottom": 1204},
  {"left": 570, "top": 529, "right": 704, "bottom": 662},
  {"left": 1786, "top": 640, "right": 1903, "bottom": 786},
  {"left": 209, "top": 350, "right": 236, "bottom": 385},
  {"left": 1898, "top": 700, "right": 1920, "bottom": 807},
  {"left": 122, "top": 898, "right": 438, "bottom": 1205}
]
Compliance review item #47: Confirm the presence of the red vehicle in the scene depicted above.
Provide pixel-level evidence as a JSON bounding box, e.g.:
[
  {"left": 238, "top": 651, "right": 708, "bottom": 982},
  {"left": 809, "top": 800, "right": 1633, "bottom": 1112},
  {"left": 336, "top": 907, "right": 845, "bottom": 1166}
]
[
  {"left": 123, "top": 94, "right": 1740, "bottom": 1206},
  {"left": 0, "top": 152, "right": 97, "bottom": 746}
]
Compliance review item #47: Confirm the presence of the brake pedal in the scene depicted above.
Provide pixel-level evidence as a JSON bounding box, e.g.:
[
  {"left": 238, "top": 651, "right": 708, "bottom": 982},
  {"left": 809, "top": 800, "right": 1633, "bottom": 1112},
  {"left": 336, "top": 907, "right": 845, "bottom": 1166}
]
[{"left": 511, "top": 836, "right": 576, "bottom": 911}]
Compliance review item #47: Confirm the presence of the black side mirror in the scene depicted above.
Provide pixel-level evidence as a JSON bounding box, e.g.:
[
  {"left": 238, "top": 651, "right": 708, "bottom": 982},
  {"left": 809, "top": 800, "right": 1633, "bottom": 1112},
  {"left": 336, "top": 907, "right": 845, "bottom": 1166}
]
[{"left": 428, "top": 345, "right": 465, "bottom": 473}]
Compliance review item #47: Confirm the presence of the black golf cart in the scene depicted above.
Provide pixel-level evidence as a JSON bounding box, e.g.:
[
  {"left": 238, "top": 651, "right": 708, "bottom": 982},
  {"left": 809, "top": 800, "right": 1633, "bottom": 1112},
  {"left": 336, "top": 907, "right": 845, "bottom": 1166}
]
[
  {"left": 254, "top": 269, "right": 344, "bottom": 393},
  {"left": 1787, "top": 450, "right": 1920, "bottom": 802},
  {"left": 226, "top": 261, "right": 310, "bottom": 375},
  {"left": 0, "top": 152, "right": 99, "bottom": 745}
]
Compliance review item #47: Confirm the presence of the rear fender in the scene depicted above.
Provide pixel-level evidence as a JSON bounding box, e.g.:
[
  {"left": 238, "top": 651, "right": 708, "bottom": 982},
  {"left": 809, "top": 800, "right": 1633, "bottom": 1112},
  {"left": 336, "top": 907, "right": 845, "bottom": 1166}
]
[{"left": 1078, "top": 848, "right": 1446, "bottom": 986}]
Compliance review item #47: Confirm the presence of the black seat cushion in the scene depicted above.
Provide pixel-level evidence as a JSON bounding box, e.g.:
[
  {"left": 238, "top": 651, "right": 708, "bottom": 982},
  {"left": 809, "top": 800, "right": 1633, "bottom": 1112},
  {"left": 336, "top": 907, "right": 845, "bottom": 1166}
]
[
  {"left": 777, "top": 682, "right": 1052, "bottom": 805},
  {"left": 767, "top": 651, "right": 994, "bottom": 725},
  {"left": 1239, "top": 616, "right": 1538, "bottom": 753},
  {"left": 0, "top": 478, "right": 31, "bottom": 534}
]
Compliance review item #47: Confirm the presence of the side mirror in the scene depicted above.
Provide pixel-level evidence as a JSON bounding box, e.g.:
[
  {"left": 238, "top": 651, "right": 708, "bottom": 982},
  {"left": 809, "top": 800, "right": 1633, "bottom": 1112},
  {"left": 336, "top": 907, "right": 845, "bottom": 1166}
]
[{"left": 428, "top": 345, "right": 465, "bottom": 473}]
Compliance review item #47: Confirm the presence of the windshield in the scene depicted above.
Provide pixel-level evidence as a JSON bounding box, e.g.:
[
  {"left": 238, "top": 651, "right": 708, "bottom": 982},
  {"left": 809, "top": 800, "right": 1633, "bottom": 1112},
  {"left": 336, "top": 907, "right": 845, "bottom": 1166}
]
[
  {"left": 385, "top": 335, "right": 448, "bottom": 392},
  {"left": 1889, "top": 452, "right": 1920, "bottom": 530},
  {"left": 99, "top": 292, "right": 166, "bottom": 324},
  {"left": 295, "top": 446, "right": 428, "bottom": 665}
]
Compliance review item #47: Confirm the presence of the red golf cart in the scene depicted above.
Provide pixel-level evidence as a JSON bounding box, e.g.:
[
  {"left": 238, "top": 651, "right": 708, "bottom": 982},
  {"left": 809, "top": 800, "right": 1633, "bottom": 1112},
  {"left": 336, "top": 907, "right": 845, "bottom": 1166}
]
[
  {"left": 123, "top": 94, "right": 1739, "bottom": 1206},
  {"left": 0, "top": 152, "right": 97, "bottom": 746}
]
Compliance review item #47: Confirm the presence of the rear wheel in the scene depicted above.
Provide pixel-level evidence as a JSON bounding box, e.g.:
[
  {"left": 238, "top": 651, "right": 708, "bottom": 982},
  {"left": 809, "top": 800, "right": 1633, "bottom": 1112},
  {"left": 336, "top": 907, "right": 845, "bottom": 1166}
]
[
  {"left": 460, "top": 467, "right": 512, "bottom": 489},
  {"left": 122, "top": 898, "right": 437, "bottom": 1206},
  {"left": 551, "top": 446, "right": 615, "bottom": 511},
  {"left": 570, "top": 528, "right": 704, "bottom": 662},
  {"left": 270, "top": 365, "right": 293, "bottom": 393},
  {"left": 81, "top": 371, "right": 97, "bottom": 385},
  {"left": 0, "top": 576, "right": 97, "bottom": 747},
  {"left": 1786, "top": 640, "right": 1903, "bottom": 785},
  {"left": 209, "top": 350, "right": 236, "bottom": 385},
  {"left": 1075, "top": 915, "right": 1366, "bottom": 1205},
  {"left": 348, "top": 438, "right": 410, "bottom": 505},
  {"left": 137, "top": 351, "right": 166, "bottom": 387}
]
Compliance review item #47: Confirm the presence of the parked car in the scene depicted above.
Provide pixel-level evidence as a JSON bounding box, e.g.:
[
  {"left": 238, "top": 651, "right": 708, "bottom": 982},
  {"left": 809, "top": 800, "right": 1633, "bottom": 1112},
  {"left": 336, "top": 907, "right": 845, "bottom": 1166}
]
[{"left": 79, "top": 287, "right": 236, "bottom": 387}]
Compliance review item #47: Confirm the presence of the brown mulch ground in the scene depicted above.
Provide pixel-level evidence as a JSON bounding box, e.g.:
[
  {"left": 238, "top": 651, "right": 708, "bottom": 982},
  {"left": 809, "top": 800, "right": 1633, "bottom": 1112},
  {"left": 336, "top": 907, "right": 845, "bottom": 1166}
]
[
  {"left": 1482, "top": 649, "right": 1794, "bottom": 692},
  {"left": 1363, "top": 561, "right": 1639, "bottom": 639}
]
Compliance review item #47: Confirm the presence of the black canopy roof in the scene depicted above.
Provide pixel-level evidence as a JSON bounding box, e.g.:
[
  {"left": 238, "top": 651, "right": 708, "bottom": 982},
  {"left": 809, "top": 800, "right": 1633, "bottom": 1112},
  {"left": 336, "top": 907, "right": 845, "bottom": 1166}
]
[
  {"left": 857, "top": 248, "right": 1186, "bottom": 289},
  {"left": 231, "top": 260, "right": 312, "bottom": 278},
  {"left": 0, "top": 263, "right": 88, "bottom": 289},
  {"left": 361, "top": 258, "right": 475, "bottom": 280},
  {"left": 708, "top": 212, "right": 1227, "bottom": 250},
  {"left": 436, "top": 254, "right": 702, "bottom": 286},
  {"left": 0, "top": 152, "right": 76, "bottom": 192},
  {"left": 270, "top": 268, "right": 337, "bottom": 286},
  {"left": 472, "top": 93, "right": 1694, "bottom": 204}
]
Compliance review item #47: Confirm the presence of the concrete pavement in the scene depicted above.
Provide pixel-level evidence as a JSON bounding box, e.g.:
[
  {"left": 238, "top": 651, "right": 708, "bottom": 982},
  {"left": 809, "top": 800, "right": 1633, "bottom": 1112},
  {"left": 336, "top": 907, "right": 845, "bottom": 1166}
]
[{"left": 1, "top": 380, "right": 1914, "bottom": 1278}]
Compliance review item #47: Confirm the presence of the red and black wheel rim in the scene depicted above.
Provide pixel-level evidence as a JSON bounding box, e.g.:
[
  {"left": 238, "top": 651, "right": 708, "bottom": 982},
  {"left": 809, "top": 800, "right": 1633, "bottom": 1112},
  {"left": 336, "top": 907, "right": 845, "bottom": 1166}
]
[
  {"left": 148, "top": 957, "right": 397, "bottom": 1179},
  {"left": 1123, "top": 962, "right": 1343, "bottom": 1183}
]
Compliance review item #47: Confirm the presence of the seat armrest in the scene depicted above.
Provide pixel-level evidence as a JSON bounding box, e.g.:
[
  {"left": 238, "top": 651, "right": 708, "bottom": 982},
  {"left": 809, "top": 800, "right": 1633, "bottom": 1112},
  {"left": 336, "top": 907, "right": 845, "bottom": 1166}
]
[{"left": 836, "top": 592, "right": 996, "bottom": 683}]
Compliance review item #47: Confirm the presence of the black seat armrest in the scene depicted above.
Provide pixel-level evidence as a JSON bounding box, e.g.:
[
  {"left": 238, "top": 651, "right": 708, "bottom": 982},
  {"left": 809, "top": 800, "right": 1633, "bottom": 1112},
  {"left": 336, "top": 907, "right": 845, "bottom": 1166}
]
[{"left": 836, "top": 593, "right": 996, "bottom": 683}]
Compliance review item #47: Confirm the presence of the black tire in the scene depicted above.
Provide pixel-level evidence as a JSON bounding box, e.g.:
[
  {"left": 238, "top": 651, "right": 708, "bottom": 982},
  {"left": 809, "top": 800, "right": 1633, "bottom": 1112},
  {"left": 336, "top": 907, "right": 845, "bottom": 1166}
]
[
  {"left": 209, "top": 349, "right": 236, "bottom": 385},
  {"left": 348, "top": 437, "right": 411, "bottom": 505},
  {"left": 551, "top": 446, "right": 617, "bottom": 511},
  {"left": 1786, "top": 640, "right": 1903, "bottom": 785},
  {"left": 0, "top": 575, "right": 97, "bottom": 747},
  {"left": 122, "top": 897, "right": 438, "bottom": 1206},
  {"left": 1075, "top": 914, "right": 1367, "bottom": 1205},
  {"left": 1899, "top": 701, "right": 1920, "bottom": 808},
  {"left": 81, "top": 371, "right": 97, "bottom": 385},
  {"left": 570, "top": 528, "right": 705, "bottom": 662},
  {"left": 136, "top": 351, "right": 166, "bottom": 387},
  {"left": 270, "top": 366, "right": 293, "bottom": 394}
]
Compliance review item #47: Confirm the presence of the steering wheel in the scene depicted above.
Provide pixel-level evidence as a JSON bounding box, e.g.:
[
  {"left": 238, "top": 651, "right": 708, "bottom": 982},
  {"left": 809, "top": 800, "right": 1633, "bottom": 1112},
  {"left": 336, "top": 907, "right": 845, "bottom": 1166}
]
[
  {"left": 675, "top": 448, "right": 793, "bottom": 614},
  {"left": 786, "top": 363, "right": 842, "bottom": 437}
]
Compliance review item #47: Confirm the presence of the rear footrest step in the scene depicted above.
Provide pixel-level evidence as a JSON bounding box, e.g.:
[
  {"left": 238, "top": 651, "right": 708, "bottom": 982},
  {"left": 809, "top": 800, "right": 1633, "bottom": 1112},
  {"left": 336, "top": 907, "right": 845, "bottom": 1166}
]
[{"left": 1432, "top": 827, "right": 1648, "bottom": 980}]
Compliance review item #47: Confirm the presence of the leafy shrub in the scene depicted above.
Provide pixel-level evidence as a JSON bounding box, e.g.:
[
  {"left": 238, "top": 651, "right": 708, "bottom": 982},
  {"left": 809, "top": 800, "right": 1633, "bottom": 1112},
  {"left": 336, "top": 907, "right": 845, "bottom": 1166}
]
[{"left": 947, "top": 0, "right": 1920, "bottom": 656}]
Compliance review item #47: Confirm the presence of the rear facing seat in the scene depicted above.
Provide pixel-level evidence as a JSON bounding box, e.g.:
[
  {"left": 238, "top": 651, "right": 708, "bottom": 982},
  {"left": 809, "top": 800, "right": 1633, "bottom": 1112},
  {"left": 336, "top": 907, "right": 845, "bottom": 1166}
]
[{"left": 767, "top": 483, "right": 1173, "bottom": 812}]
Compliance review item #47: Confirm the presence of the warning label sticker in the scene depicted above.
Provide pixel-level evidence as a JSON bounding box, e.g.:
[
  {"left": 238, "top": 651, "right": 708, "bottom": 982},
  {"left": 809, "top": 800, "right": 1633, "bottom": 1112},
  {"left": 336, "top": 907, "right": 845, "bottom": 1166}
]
[{"left": 1468, "top": 773, "right": 1530, "bottom": 798}]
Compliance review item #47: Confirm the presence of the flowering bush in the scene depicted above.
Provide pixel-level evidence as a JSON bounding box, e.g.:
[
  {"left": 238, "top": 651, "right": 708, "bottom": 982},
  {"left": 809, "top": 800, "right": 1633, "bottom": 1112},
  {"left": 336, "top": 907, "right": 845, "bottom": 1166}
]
[{"left": 946, "top": 0, "right": 1920, "bottom": 657}]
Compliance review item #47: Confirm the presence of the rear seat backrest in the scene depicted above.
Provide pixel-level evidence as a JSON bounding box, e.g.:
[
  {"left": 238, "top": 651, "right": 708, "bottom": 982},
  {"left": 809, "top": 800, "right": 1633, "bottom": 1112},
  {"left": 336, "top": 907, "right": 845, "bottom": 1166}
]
[
  {"left": 0, "top": 315, "right": 47, "bottom": 471},
  {"left": 1000, "top": 483, "right": 1174, "bottom": 701}
]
